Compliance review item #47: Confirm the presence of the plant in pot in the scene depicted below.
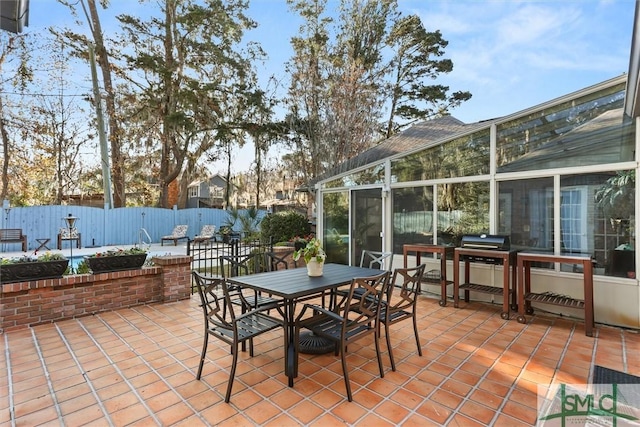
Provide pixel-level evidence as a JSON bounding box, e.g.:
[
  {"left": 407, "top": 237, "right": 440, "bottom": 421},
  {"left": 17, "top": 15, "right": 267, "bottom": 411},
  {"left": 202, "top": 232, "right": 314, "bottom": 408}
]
[
  {"left": 293, "top": 237, "right": 326, "bottom": 276},
  {"left": 84, "top": 246, "right": 148, "bottom": 273},
  {"left": 1, "top": 252, "right": 69, "bottom": 283},
  {"left": 218, "top": 226, "right": 234, "bottom": 244}
]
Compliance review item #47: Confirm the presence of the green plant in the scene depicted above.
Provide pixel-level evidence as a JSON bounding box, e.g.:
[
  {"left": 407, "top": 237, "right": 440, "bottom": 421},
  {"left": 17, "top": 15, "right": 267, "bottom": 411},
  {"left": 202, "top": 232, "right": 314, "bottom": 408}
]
[
  {"left": 223, "top": 207, "right": 263, "bottom": 242},
  {"left": 87, "top": 247, "right": 147, "bottom": 258},
  {"left": 293, "top": 237, "right": 326, "bottom": 264},
  {"left": 75, "top": 260, "right": 91, "bottom": 274},
  {"left": 2, "top": 252, "right": 67, "bottom": 264},
  {"left": 595, "top": 170, "right": 635, "bottom": 220},
  {"left": 260, "top": 210, "right": 311, "bottom": 243}
]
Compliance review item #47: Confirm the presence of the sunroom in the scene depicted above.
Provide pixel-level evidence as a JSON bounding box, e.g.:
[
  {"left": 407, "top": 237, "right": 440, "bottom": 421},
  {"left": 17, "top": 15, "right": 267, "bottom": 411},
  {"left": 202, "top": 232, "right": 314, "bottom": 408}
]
[{"left": 314, "top": 74, "right": 640, "bottom": 330}]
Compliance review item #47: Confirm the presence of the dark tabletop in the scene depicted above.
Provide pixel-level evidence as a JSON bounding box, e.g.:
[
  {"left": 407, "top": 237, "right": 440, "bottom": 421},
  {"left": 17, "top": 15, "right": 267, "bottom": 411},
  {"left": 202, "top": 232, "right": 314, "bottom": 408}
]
[{"left": 226, "top": 263, "right": 385, "bottom": 299}]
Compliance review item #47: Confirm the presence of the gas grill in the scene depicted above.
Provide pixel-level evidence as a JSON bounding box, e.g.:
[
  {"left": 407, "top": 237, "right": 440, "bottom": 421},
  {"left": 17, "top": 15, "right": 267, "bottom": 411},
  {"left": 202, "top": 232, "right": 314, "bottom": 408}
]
[
  {"left": 453, "top": 234, "right": 518, "bottom": 319},
  {"left": 459, "top": 234, "right": 511, "bottom": 264}
]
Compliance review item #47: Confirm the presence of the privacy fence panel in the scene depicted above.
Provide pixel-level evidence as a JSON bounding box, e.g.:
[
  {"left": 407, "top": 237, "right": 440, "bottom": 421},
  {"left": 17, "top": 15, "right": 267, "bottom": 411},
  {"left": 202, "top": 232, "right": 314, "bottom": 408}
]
[{"left": 1, "top": 206, "right": 256, "bottom": 252}]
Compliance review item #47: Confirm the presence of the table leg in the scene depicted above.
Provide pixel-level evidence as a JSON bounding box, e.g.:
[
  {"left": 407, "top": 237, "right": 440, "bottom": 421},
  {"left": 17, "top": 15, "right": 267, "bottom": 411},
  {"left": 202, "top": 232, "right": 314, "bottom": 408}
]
[
  {"left": 439, "top": 252, "right": 447, "bottom": 306},
  {"left": 285, "top": 299, "right": 296, "bottom": 387},
  {"left": 584, "top": 260, "right": 594, "bottom": 337},
  {"left": 500, "top": 259, "right": 510, "bottom": 319},
  {"left": 36, "top": 238, "right": 51, "bottom": 251},
  {"left": 464, "top": 261, "right": 470, "bottom": 303},
  {"left": 517, "top": 260, "right": 526, "bottom": 323},
  {"left": 453, "top": 251, "right": 460, "bottom": 308}
]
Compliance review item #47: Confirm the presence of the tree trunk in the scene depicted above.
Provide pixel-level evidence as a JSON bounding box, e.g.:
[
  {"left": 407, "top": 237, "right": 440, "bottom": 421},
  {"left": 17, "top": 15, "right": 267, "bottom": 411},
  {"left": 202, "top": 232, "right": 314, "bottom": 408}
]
[
  {"left": 86, "top": 0, "right": 125, "bottom": 207},
  {"left": 0, "top": 97, "right": 10, "bottom": 201}
]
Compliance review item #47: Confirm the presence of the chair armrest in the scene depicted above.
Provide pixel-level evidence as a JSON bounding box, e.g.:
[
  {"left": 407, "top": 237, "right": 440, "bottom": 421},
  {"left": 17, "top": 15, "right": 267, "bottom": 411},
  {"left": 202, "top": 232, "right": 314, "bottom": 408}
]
[{"left": 296, "top": 303, "right": 343, "bottom": 323}]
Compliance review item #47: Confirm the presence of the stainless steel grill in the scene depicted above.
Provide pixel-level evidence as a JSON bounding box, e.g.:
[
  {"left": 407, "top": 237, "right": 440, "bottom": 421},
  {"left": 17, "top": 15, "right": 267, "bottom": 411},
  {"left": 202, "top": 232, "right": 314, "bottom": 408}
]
[{"left": 459, "top": 234, "right": 512, "bottom": 264}]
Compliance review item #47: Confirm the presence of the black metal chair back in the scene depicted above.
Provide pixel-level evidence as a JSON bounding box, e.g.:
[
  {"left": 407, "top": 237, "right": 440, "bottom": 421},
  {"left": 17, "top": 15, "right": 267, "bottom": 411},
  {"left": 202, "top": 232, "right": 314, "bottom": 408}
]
[
  {"left": 264, "top": 250, "right": 297, "bottom": 271},
  {"left": 382, "top": 264, "right": 426, "bottom": 371},
  {"left": 295, "top": 270, "right": 391, "bottom": 401},
  {"left": 360, "top": 250, "right": 394, "bottom": 270},
  {"left": 192, "top": 271, "right": 283, "bottom": 403}
]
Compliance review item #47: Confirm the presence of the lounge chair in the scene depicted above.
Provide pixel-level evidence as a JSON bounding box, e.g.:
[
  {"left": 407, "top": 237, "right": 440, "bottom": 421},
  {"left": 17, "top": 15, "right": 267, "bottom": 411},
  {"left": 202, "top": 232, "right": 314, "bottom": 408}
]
[
  {"left": 161, "top": 225, "right": 189, "bottom": 246},
  {"left": 193, "top": 225, "right": 216, "bottom": 243}
]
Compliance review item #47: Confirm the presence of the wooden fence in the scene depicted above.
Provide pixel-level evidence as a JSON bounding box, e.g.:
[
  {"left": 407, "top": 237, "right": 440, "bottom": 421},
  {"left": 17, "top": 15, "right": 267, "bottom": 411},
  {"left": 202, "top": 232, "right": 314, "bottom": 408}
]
[{"left": 0, "top": 206, "right": 265, "bottom": 251}]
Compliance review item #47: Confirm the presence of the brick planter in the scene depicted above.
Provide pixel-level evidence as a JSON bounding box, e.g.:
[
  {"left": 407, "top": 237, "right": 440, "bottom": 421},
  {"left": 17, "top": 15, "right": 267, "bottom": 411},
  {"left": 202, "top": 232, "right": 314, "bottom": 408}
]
[{"left": 0, "top": 255, "right": 192, "bottom": 332}]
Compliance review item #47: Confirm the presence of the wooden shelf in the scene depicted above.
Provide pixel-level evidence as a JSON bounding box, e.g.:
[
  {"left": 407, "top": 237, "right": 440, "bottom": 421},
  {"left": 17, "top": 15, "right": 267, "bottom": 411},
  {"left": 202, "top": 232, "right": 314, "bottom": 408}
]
[
  {"left": 403, "top": 244, "right": 454, "bottom": 307},
  {"left": 453, "top": 247, "right": 518, "bottom": 320},
  {"left": 516, "top": 252, "right": 594, "bottom": 337}
]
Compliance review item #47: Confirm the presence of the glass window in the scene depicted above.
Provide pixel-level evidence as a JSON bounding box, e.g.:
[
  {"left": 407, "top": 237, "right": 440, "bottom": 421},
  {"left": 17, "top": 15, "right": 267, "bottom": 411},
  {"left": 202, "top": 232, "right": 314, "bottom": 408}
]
[
  {"left": 322, "top": 191, "right": 349, "bottom": 264},
  {"left": 437, "top": 181, "right": 490, "bottom": 246},
  {"left": 323, "top": 164, "right": 385, "bottom": 189},
  {"left": 498, "top": 178, "right": 555, "bottom": 254},
  {"left": 391, "top": 129, "right": 490, "bottom": 182},
  {"left": 392, "top": 186, "right": 434, "bottom": 253},
  {"left": 580, "top": 171, "right": 634, "bottom": 277},
  {"left": 497, "top": 83, "right": 629, "bottom": 172}
]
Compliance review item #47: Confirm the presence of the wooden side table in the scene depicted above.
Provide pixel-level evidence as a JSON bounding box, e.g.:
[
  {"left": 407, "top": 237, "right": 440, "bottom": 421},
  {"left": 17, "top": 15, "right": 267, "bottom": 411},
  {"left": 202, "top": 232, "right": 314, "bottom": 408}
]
[
  {"left": 403, "top": 244, "right": 454, "bottom": 306},
  {"left": 453, "top": 248, "right": 518, "bottom": 319},
  {"left": 35, "top": 238, "right": 51, "bottom": 251},
  {"left": 516, "top": 252, "right": 594, "bottom": 337}
]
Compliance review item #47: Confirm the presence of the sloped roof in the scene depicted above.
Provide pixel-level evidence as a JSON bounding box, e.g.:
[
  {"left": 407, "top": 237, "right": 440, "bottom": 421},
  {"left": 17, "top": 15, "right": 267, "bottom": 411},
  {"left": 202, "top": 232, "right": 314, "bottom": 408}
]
[
  {"left": 497, "top": 108, "right": 633, "bottom": 172},
  {"left": 314, "top": 115, "right": 481, "bottom": 184}
]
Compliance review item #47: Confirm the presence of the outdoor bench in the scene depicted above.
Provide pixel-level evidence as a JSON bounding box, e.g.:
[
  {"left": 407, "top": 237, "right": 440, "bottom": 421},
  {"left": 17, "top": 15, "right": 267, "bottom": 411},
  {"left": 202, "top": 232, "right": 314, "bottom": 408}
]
[{"left": 0, "top": 228, "right": 27, "bottom": 251}]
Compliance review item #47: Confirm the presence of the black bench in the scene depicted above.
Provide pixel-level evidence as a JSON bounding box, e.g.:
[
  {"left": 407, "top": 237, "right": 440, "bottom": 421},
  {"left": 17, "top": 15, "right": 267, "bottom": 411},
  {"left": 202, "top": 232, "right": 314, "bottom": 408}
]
[{"left": 0, "top": 228, "right": 27, "bottom": 251}]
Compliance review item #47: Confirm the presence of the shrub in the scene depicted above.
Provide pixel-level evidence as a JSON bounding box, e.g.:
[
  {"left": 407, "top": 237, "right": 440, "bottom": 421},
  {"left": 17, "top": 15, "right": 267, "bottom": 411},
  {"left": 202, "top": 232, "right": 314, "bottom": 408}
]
[{"left": 260, "top": 210, "right": 310, "bottom": 244}]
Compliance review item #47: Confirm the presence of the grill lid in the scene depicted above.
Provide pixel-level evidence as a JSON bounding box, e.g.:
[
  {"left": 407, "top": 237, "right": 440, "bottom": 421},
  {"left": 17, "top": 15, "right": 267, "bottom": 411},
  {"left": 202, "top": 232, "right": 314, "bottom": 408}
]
[{"left": 460, "top": 234, "right": 511, "bottom": 251}]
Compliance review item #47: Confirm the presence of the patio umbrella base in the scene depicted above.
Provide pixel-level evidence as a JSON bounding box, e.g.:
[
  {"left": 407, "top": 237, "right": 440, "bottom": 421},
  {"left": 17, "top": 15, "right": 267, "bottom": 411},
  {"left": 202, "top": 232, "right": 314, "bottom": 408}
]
[{"left": 299, "top": 332, "right": 334, "bottom": 354}]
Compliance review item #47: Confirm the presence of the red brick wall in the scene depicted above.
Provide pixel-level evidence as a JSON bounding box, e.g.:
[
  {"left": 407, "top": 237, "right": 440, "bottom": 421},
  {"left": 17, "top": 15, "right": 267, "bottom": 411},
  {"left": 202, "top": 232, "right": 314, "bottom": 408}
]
[{"left": 1, "top": 255, "right": 192, "bottom": 332}]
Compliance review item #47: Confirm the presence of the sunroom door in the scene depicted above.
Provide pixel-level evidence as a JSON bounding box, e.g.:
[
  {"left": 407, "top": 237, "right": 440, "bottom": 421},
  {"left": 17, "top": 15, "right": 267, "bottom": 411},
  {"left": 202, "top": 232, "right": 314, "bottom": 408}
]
[{"left": 351, "top": 188, "right": 383, "bottom": 266}]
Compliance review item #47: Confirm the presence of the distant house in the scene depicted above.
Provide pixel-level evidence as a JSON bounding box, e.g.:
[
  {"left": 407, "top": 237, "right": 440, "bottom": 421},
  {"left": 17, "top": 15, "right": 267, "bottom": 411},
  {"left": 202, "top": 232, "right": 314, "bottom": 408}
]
[{"left": 187, "top": 175, "right": 228, "bottom": 209}]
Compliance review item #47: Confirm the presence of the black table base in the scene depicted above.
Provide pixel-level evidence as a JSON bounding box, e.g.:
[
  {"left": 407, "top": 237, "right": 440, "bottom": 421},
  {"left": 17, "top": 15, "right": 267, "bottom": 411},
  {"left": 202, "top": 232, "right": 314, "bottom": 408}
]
[{"left": 298, "top": 332, "right": 335, "bottom": 354}]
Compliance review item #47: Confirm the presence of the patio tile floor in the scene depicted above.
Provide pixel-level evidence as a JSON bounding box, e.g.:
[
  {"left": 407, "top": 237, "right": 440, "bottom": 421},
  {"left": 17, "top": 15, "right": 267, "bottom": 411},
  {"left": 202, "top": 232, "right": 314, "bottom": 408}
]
[{"left": 2, "top": 295, "right": 639, "bottom": 426}]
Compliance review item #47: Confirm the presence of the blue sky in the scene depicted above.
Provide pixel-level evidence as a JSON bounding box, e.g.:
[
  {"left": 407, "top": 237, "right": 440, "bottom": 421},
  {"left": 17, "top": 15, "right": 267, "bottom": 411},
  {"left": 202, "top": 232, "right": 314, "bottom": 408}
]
[{"left": 27, "top": 0, "right": 636, "bottom": 173}]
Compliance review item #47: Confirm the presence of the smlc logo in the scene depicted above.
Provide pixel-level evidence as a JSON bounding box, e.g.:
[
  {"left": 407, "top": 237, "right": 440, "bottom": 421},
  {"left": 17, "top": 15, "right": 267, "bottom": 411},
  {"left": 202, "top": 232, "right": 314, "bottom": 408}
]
[{"left": 538, "top": 384, "right": 640, "bottom": 426}]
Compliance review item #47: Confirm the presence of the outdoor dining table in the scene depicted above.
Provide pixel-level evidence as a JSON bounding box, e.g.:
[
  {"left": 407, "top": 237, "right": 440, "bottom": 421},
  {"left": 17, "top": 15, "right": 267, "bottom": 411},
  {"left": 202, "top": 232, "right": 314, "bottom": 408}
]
[{"left": 225, "top": 262, "right": 384, "bottom": 387}]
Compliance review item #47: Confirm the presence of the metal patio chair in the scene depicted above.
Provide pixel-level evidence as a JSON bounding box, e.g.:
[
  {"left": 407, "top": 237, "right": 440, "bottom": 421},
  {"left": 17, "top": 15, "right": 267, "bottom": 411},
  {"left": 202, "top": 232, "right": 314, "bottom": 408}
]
[
  {"left": 360, "top": 250, "right": 394, "bottom": 270},
  {"left": 294, "top": 270, "right": 391, "bottom": 401},
  {"left": 380, "top": 264, "right": 426, "bottom": 371},
  {"left": 192, "top": 271, "right": 284, "bottom": 403}
]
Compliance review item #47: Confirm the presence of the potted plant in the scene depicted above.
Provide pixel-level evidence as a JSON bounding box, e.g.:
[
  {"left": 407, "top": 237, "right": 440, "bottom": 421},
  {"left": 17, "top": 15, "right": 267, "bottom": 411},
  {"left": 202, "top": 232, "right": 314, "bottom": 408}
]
[
  {"left": 1, "top": 252, "right": 69, "bottom": 283},
  {"left": 218, "top": 226, "right": 234, "bottom": 244},
  {"left": 84, "top": 247, "right": 148, "bottom": 273},
  {"left": 293, "top": 237, "right": 326, "bottom": 276}
]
